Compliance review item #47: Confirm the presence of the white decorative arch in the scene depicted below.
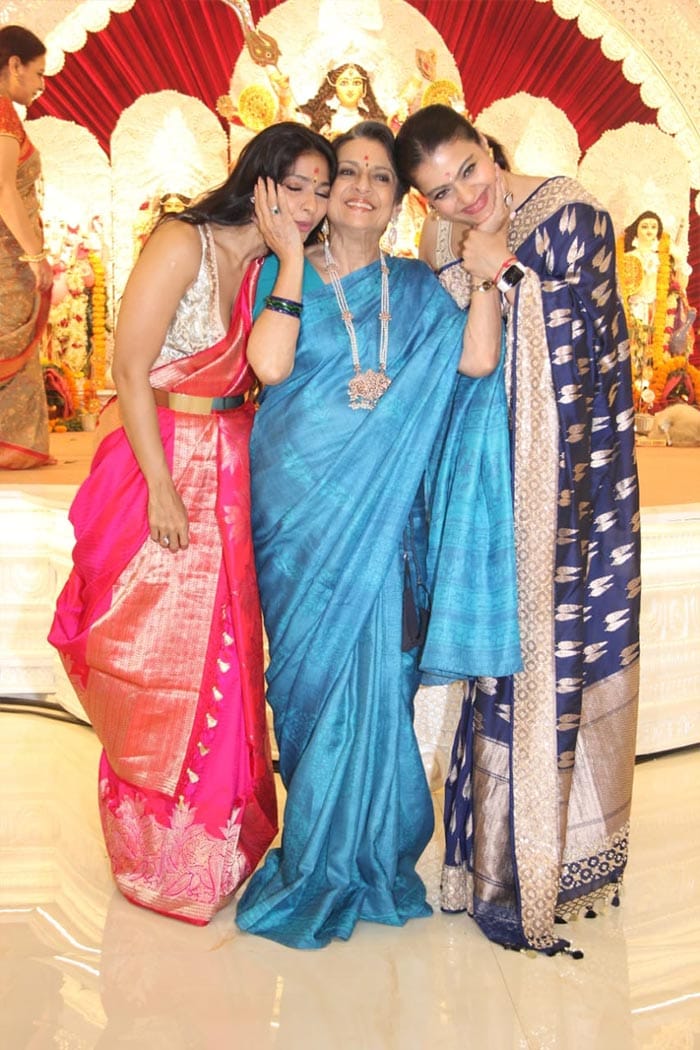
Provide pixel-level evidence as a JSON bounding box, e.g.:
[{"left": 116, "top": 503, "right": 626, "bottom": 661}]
[
  {"left": 28, "top": 115, "right": 110, "bottom": 232},
  {"left": 538, "top": 0, "right": 700, "bottom": 199},
  {"left": 0, "top": 0, "right": 137, "bottom": 75},
  {"left": 477, "top": 94, "right": 581, "bottom": 179},
  {"left": 579, "top": 123, "right": 692, "bottom": 257},
  {"left": 110, "top": 90, "right": 229, "bottom": 303}
]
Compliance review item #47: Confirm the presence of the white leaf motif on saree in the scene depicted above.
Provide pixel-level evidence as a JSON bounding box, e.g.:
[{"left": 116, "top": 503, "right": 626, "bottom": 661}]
[
  {"left": 588, "top": 575, "right": 614, "bottom": 597},
  {"left": 610, "top": 543, "right": 636, "bottom": 565},
  {"left": 604, "top": 609, "right": 631, "bottom": 632},
  {"left": 583, "top": 643, "right": 608, "bottom": 663},
  {"left": 555, "top": 603, "right": 582, "bottom": 621},
  {"left": 558, "top": 383, "right": 582, "bottom": 404}
]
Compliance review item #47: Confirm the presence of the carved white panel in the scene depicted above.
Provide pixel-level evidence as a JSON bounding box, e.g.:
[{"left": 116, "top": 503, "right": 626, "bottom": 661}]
[
  {"left": 636, "top": 504, "right": 700, "bottom": 755},
  {"left": 0, "top": 487, "right": 86, "bottom": 721},
  {"left": 2, "top": 484, "right": 699, "bottom": 756}
]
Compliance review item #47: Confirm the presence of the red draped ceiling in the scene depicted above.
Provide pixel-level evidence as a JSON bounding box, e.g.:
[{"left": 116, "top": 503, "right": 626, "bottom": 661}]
[{"left": 30, "top": 0, "right": 699, "bottom": 307}]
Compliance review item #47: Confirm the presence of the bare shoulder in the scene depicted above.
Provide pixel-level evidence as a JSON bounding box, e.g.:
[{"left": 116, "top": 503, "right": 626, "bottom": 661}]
[{"left": 139, "top": 219, "right": 202, "bottom": 272}]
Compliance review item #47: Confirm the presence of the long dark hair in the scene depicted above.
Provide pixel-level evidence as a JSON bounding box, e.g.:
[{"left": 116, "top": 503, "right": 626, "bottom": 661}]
[
  {"left": 177, "top": 122, "right": 336, "bottom": 229},
  {"left": 623, "top": 210, "right": 663, "bottom": 253},
  {"left": 332, "top": 120, "right": 408, "bottom": 203},
  {"left": 0, "top": 25, "right": 46, "bottom": 70},
  {"left": 395, "top": 104, "right": 510, "bottom": 189}
]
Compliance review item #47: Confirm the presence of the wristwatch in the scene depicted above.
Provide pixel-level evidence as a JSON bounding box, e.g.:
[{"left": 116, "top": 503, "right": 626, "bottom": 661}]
[{"left": 496, "top": 259, "right": 527, "bottom": 293}]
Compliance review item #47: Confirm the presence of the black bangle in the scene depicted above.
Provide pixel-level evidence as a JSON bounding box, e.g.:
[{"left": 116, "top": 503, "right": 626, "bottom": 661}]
[{"left": 264, "top": 294, "right": 302, "bottom": 318}]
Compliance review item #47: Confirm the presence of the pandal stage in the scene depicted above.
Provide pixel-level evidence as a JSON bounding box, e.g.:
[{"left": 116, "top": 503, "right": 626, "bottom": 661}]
[{"left": 1, "top": 430, "right": 699, "bottom": 757}]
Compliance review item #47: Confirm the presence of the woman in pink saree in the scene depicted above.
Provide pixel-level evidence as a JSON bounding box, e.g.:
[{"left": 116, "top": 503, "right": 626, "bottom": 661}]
[
  {"left": 0, "top": 26, "right": 53, "bottom": 469},
  {"left": 50, "top": 123, "right": 335, "bottom": 924}
]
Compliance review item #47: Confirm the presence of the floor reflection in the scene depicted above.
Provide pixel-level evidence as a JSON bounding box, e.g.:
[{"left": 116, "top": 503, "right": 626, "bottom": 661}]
[{"left": 1, "top": 714, "right": 698, "bottom": 1049}]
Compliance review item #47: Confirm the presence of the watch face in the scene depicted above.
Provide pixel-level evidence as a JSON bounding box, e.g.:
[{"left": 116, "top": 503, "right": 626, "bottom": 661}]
[{"left": 499, "top": 263, "right": 525, "bottom": 288}]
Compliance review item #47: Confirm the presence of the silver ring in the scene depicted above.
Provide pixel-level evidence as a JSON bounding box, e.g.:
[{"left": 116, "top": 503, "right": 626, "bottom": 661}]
[
  {"left": 270, "top": 205, "right": 280, "bottom": 215},
  {"left": 161, "top": 536, "right": 170, "bottom": 547}
]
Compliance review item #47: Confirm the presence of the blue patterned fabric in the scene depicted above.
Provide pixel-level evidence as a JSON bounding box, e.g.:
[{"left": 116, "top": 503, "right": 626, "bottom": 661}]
[
  {"left": 235, "top": 255, "right": 520, "bottom": 947},
  {"left": 442, "top": 178, "right": 641, "bottom": 952}
]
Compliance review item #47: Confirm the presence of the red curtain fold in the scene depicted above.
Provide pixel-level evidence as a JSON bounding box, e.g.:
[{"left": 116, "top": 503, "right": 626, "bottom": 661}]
[{"left": 28, "top": 0, "right": 698, "bottom": 309}]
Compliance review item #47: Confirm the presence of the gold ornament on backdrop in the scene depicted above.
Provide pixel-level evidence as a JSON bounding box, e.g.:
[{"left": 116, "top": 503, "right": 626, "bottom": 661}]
[
  {"left": 237, "top": 85, "right": 278, "bottom": 130},
  {"left": 422, "top": 79, "right": 463, "bottom": 109},
  {"left": 221, "top": 0, "right": 282, "bottom": 69}
]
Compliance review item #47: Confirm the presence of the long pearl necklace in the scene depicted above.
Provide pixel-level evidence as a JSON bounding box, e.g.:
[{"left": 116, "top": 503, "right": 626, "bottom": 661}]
[{"left": 323, "top": 238, "right": 392, "bottom": 411}]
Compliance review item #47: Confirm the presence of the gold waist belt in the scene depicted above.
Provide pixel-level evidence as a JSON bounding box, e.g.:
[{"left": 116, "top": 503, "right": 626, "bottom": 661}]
[{"left": 161, "top": 392, "right": 214, "bottom": 415}]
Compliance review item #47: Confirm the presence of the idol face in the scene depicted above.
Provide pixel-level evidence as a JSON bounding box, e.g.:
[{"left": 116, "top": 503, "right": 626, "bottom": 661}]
[
  {"left": 413, "top": 135, "right": 500, "bottom": 228},
  {"left": 280, "top": 151, "right": 331, "bottom": 239},
  {"left": 334, "top": 67, "right": 365, "bottom": 109},
  {"left": 328, "top": 136, "right": 399, "bottom": 238},
  {"left": 635, "top": 217, "right": 660, "bottom": 248}
]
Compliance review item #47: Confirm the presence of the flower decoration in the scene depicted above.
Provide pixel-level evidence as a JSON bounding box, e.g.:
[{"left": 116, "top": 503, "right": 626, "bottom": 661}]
[
  {"left": 422, "top": 79, "right": 464, "bottom": 110},
  {"left": 45, "top": 220, "right": 110, "bottom": 425},
  {"left": 88, "top": 251, "right": 108, "bottom": 390}
]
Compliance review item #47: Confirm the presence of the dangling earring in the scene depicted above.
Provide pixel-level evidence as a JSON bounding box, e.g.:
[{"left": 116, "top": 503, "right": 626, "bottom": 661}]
[
  {"left": 320, "top": 217, "right": 330, "bottom": 241},
  {"left": 503, "top": 188, "right": 514, "bottom": 209}
]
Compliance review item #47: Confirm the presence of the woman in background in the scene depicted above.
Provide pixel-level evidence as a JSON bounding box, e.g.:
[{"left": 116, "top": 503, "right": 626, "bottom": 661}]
[
  {"left": 396, "top": 104, "right": 640, "bottom": 955},
  {"left": 50, "top": 123, "right": 335, "bottom": 924},
  {"left": 0, "top": 25, "right": 53, "bottom": 468}
]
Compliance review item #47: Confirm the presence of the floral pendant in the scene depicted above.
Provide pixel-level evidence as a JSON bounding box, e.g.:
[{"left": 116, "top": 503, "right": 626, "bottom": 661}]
[{"left": 348, "top": 368, "right": 392, "bottom": 411}]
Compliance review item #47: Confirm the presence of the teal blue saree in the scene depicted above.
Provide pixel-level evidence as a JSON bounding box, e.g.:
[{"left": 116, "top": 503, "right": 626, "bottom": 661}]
[{"left": 235, "top": 256, "right": 521, "bottom": 947}]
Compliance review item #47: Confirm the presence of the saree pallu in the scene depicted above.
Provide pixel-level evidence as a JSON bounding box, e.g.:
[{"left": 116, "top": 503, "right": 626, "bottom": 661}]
[
  {"left": 49, "top": 259, "right": 277, "bottom": 924},
  {"left": 443, "top": 178, "right": 641, "bottom": 952},
  {"left": 0, "top": 110, "right": 51, "bottom": 469},
  {"left": 236, "top": 257, "right": 521, "bottom": 948}
]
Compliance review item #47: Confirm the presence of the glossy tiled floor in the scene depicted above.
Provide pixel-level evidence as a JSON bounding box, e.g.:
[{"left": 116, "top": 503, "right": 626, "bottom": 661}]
[{"left": 1, "top": 712, "right": 698, "bottom": 1049}]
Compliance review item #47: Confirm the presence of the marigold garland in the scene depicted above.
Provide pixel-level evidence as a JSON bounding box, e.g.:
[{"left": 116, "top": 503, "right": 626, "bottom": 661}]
[
  {"left": 651, "top": 234, "right": 672, "bottom": 360},
  {"left": 649, "top": 354, "right": 700, "bottom": 406},
  {"left": 616, "top": 232, "right": 672, "bottom": 362},
  {"left": 615, "top": 231, "right": 699, "bottom": 410},
  {"left": 88, "top": 250, "right": 108, "bottom": 392}
]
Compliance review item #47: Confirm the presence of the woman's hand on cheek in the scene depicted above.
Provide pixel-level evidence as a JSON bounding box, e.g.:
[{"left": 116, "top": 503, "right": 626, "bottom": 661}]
[
  {"left": 254, "top": 177, "right": 303, "bottom": 262},
  {"left": 476, "top": 166, "right": 511, "bottom": 236}
]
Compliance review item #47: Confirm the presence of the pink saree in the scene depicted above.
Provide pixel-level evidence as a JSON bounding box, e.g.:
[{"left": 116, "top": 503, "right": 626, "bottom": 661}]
[{"left": 49, "top": 258, "right": 277, "bottom": 924}]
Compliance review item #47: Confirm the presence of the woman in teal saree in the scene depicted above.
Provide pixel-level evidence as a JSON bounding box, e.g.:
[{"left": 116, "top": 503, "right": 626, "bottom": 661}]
[{"left": 236, "top": 122, "right": 521, "bottom": 948}]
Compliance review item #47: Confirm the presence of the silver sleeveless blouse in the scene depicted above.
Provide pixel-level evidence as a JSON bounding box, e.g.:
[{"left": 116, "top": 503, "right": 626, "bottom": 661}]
[
  {"left": 434, "top": 218, "right": 472, "bottom": 311},
  {"left": 150, "top": 224, "right": 226, "bottom": 372}
]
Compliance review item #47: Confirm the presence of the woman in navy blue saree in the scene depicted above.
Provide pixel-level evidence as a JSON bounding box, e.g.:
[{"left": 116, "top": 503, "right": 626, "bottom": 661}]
[
  {"left": 235, "top": 122, "right": 521, "bottom": 948},
  {"left": 396, "top": 105, "right": 641, "bottom": 954}
]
